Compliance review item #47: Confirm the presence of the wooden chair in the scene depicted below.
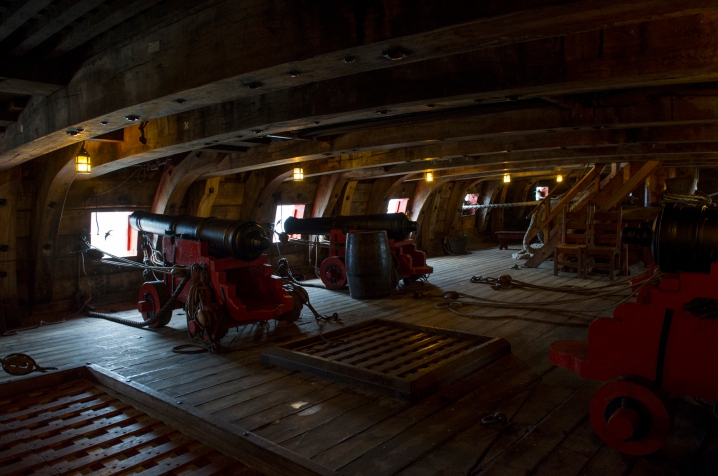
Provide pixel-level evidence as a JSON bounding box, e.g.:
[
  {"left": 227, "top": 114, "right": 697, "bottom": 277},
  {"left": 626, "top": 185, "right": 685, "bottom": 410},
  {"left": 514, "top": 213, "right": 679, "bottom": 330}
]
[
  {"left": 553, "top": 205, "right": 589, "bottom": 278},
  {"left": 585, "top": 204, "right": 622, "bottom": 280}
]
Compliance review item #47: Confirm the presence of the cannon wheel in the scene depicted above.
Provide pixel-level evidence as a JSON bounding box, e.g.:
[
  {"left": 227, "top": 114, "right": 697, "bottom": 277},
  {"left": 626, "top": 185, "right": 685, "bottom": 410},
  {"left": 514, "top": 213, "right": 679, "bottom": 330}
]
[
  {"left": 320, "top": 257, "right": 347, "bottom": 289},
  {"left": 279, "top": 289, "right": 304, "bottom": 323},
  {"left": 589, "top": 375, "right": 673, "bottom": 456},
  {"left": 139, "top": 281, "right": 172, "bottom": 328}
]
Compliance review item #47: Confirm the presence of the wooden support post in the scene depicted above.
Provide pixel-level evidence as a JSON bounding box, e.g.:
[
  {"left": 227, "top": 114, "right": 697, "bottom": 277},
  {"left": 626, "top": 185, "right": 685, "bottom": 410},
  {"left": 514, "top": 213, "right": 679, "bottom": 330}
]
[
  {"left": 492, "top": 184, "right": 510, "bottom": 234},
  {"left": 148, "top": 151, "right": 226, "bottom": 247},
  {"left": 251, "top": 167, "right": 295, "bottom": 226},
  {"left": 543, "top": 195, "right": 551, "bottom": 244},
  {"left": 318, "top": 175, "right": 347, "bottom": 218},
  {"left": 311, "top": 174, "right": 339, "bottom": 218},
  {"left": 31, "top": 144, "right": 81, "bottom": 306},
  {"left": 420, "top": 187, "right": 443, "bottom": 255},
  {"left": 365, "top": 178, "right": 394, "bottom": 215},
  {"left": 371, "top": 175, "right": 414, "bottom": 215},
  {"left": 477, "top": 181, "right": 499, "bottom": 233},
  {"left": 0, "top": 167, "right": 21, "bottom": 330},
  {"left": 443, "top": 179, "right": 474, "bottom": 237},
  {"left": 644, "top": 167, "right": 675, "bottom": 207},
  {"left": 340, "top": 181, "right": 358, "bottom": 216},
  {"left": 408, "top": 179, "right": 446, "bottom": 222},
  {"left": 151, "top": 151, "right": 225, "bottom": 216},
  {"left": 188, "top": 177, "right": 221, "bottom": 217},
  {"left": 240, "top": 171, "right": 268, "bottom": 221}
]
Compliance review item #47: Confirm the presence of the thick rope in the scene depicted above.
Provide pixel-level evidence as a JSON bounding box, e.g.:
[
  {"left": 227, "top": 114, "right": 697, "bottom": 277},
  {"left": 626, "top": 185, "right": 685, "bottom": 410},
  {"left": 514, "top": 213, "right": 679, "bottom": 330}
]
[
  {"left": 462, "top": 200, "right": 542, "bottom": 210},
  {"left": 87, "top": 275, "right": 190, "bottom": 328},
  {"left": 410, "top": 269, "right": 662, "bottom": 322},
  {"left": 276, "top": 258, "right": 339, "bottom": 322},
  {"left": 661, "top": 191, "right": 712, "bottom": 205}
]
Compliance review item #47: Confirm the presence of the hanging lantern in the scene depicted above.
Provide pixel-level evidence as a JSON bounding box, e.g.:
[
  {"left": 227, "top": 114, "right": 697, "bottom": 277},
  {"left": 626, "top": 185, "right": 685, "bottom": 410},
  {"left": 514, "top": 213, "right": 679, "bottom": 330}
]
[
  {"left": 556, "top": 174, "right": 563, "bottom": 183},
  {"left": 503, "top": 174, "right": 511, "bottom": 183},
  {"left": 293, "top": 167, "right": 304, "bottom": 181},
  {"left": 75, "top": 145, "right": 92, "bottom": 174},
  {"left": 425, "top": 171, "right": 434, "bottom": 182}
]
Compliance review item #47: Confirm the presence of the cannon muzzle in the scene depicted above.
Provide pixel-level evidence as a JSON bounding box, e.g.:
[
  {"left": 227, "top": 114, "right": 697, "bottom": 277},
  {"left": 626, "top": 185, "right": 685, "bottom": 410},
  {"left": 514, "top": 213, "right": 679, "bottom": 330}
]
[
  {"left": 130, "top": 211, "right": 270, "bottom": 262},
  {"left": 621, "top": 203, "right": 718, "bottom": 273},
  {"left": 284, "top": 213, "right": 418, "bottom": 241}
]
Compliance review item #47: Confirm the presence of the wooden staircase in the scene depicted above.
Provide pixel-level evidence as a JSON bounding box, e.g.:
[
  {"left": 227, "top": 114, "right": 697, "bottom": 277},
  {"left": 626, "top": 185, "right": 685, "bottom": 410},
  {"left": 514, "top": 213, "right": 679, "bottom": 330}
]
[{"left": 524, "top": 161, "right": 660, "bottom": 268}]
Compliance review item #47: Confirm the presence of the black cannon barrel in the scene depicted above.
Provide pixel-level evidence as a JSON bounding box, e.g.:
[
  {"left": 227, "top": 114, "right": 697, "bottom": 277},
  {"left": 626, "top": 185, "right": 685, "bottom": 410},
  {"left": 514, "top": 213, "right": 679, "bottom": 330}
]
[
  {"left": 284, "top": 214, "right": 419, "bottom": 241},
  {"left": 621, "top": 203, "right": 718, "bottom": 273},
  {"left": 129, "top": 211, "right": 270, "bottom": 262}
]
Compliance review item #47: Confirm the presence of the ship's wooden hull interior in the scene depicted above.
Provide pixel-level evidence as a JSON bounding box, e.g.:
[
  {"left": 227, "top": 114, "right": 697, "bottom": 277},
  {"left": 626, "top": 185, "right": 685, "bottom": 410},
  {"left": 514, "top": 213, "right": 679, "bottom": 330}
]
[{"left": 1, "top": 1, "right": 718, "bottom": 475}]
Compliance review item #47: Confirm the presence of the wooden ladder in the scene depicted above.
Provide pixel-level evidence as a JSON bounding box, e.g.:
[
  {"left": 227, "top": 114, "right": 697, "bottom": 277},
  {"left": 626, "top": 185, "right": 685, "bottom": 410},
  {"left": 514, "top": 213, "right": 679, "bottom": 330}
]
[{"left": 524, "top": 161, "right": 660, "bottom": 268}]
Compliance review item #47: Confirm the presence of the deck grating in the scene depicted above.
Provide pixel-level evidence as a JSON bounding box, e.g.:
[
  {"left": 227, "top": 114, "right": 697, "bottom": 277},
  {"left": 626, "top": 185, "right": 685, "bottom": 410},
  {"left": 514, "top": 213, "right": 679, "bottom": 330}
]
[
  {"left": 0, "top": 378, "right": 254, "bottom": 476},
  {"left": 261, "top": 319, "right": 510, "bottom": 401}
]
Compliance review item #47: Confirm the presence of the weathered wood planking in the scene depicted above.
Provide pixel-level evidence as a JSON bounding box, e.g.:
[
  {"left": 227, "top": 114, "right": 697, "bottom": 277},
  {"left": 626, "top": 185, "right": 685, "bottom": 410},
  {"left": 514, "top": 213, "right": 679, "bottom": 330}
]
[
  {"left": 0, "top": 365, "right": 335, "bottom": 476},
  {"left": 0, "top": 247, "right": 710, "bottom": 476},
  {"left": 0, "top": 370, "right": 260, "bottom": 476}
]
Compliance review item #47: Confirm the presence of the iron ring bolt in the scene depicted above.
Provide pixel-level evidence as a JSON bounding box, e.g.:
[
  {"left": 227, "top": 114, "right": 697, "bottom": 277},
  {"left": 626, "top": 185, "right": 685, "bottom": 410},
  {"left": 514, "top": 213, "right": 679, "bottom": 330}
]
[{"left": 481, "top": 412, "right": 507, "bottom": 426}]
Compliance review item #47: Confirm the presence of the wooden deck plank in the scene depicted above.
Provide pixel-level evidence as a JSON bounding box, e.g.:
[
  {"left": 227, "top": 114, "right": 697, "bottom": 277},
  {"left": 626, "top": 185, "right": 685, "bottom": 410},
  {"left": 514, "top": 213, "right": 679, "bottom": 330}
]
[
  {"left": 254, "top": 390, "right": 374, "bottom": 443},
  {"left": 476, "top": 383, "right": 601, "bottom": 476},
  {"left": 0, "top": 246, "right": 700, "bottom": 476},
  {"left": 308, "top": 349, "right": 522, "bottom": 470},
  {"left": 394, "top": 369, "right": 588, "bottom": 476},
  {"left": 530, "top": 418, "right": 603, "bottom": 476},
  {"left": 201, "top": 374, "right": 322, "bottom": 417},
  {"left": 335, "top": 356, "right": 544, "bottom": 475},
  {"left": 233, "top": 383, "right": 346, "bottom": 431},
  {"left": 281, "top": 397, "right": 409, "bottom": 459}
]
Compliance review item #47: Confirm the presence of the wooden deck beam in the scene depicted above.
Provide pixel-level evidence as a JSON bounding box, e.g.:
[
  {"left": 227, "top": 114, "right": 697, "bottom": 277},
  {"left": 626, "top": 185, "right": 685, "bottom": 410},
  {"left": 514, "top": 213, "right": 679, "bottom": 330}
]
[
  {"left": 1, "top": 1, "right": 715, "bottom": 168},
  {"left": 0, "top": 0, "right": 54, "bottom": 43},
  {"left": 10, "top": 0, "right": 106, "bottom": 56}
]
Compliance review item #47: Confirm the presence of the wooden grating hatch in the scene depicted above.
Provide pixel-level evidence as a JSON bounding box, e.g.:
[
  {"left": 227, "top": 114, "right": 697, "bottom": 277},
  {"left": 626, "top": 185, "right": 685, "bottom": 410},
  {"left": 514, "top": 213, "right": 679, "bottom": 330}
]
[
  {"left": 0, "top": 378, "right": 258, "bottom": 476},
  {"left": 0, "top": 366, "right": 337, "bottom": 476},
  {"left": 261, "top": 319, "right": 510, "bottom": 401}
]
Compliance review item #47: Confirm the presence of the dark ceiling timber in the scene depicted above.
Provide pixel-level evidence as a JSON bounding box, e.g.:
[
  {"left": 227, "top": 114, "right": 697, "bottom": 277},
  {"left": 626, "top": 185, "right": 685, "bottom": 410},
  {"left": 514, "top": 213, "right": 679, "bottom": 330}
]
[
  {"left": 0, "top": 0, "right": 54, "bottom": 43},
  {"left": 189, "top": 89, "right": 718, "bottom": 178},
  {"left": 9, "top": 0, "right": 106, "bottom": 56},
  {"left": 0, "top": 0, "right": 195, "bottom": 129},
  {"left": 0, "top": 0, "right": 712, "bottom": 166},
  {"left": 0, "top": 58, "right": 66, "bottom": 95},
  {"left": 29, "top": 8, "right": 718, "bottom": 176},
  {"left": 43, "top": 0, "right": 164, "bottom": 58},
  {"left": 74, "top": 87, "right": 718, "bottom": 179}
]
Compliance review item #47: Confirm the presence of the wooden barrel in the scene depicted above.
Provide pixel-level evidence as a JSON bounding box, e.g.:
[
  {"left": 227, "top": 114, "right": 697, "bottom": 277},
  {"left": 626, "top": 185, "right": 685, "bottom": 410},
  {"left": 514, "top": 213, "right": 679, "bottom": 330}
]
[{"left": 345, "top": 231, "right": 393, "bottom": 299}]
